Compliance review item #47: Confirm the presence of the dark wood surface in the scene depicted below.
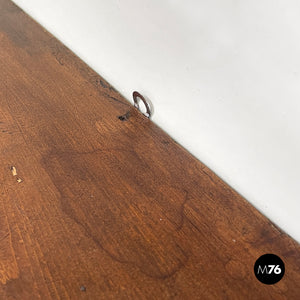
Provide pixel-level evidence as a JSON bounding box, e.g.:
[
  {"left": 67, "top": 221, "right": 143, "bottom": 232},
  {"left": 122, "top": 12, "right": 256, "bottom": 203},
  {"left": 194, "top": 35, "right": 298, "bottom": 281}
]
[{"left": 0, "top": 0, "right": 299, "bottom": 299}]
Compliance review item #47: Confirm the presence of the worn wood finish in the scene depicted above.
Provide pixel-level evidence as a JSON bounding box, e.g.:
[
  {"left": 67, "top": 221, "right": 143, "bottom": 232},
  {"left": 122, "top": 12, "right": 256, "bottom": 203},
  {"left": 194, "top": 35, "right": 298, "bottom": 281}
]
[{"left": 0, "top": 0, "right": 299, "bottom": 299}]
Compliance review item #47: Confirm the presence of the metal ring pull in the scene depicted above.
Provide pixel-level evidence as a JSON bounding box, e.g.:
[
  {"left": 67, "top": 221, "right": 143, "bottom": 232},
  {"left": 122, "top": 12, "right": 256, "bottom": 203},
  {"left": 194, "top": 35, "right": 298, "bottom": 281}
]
[{"left": 132, "top": 91, "right": 152, "bottom": 118}]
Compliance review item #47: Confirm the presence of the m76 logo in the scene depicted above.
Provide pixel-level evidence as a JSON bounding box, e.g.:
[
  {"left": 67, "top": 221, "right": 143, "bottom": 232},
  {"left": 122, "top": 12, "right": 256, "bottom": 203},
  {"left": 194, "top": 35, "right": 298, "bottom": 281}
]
[
  {"left": 254, "top": 254, "right": 285, "bottom": 284},
  {"left": 257, "top": 265, "right": 282, "bottom": 274}
]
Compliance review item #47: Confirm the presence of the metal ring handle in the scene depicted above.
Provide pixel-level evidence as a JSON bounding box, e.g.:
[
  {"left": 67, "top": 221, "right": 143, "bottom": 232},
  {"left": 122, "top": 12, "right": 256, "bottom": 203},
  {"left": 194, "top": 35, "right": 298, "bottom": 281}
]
[{"left": 132, "top": 91, "right": 152, "bottom": 118}]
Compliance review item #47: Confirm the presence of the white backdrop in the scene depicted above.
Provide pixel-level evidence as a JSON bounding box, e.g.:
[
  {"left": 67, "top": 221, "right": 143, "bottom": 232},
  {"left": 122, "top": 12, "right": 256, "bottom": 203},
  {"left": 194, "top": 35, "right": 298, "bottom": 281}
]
[{"left": 12, "top": 0, "right": 300, "bottom": 242}]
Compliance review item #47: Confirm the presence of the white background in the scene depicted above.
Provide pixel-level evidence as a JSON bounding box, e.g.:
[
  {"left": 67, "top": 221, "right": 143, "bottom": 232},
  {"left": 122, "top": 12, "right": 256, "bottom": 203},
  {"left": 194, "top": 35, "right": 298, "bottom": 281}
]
[{"left": 12, "top": 0, "right": 300, "bottom": 242}]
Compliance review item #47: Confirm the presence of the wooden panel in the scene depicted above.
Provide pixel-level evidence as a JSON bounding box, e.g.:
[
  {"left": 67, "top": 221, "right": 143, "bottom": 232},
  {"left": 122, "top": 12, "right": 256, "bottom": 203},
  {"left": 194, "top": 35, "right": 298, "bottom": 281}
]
[{"left": 0, "top": 0, "right": 299, "bottom": 298}]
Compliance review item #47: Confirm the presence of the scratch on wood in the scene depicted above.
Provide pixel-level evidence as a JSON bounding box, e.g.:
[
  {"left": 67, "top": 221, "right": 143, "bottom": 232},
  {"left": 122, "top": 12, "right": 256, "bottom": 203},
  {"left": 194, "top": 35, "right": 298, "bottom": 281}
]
[
  {"left": 10, "top": 166, "right": 17, "bottom": 176},
  {"left": 10, "top": 166, "right": 23, "bottom": 183}
]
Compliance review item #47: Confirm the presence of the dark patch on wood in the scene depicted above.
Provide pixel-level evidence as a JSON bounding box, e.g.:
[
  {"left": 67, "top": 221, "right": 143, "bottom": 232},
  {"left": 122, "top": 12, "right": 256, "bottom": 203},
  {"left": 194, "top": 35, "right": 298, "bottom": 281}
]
[{"left": 118, "top": 111, "right": 131, "bottom": 121}]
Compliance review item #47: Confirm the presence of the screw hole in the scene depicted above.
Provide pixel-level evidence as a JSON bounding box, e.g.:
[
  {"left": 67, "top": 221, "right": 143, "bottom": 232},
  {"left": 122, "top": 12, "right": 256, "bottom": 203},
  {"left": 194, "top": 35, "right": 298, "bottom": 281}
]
[{"left": 118, "top": 111, "right": 130, "bottom": 121}]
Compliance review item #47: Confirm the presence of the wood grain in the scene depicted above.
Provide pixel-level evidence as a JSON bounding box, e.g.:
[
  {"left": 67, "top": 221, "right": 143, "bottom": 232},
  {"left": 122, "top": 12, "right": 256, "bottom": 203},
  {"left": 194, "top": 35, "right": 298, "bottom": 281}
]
[{"left": 0, "top": 0, "right": 299, "bottom": 298}]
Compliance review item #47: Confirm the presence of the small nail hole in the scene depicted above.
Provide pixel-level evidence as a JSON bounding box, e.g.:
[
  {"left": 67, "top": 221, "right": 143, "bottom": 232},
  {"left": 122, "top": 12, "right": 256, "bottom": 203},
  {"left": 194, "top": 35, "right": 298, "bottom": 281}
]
[
  {"left": 80, "top": 286, "right": 86, "bottom": 292},
  {"left": 118, "top": 111, "right": 130, "bottom": 121}
]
